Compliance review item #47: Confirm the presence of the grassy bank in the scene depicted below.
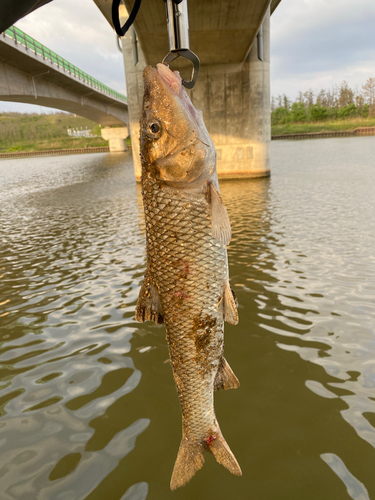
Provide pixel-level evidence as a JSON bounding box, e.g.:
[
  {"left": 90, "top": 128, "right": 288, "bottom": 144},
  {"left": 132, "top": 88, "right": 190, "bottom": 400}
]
[
  {"left": 0, "top": 112, "right": 108, "bottom": 153},
  {"left": 271, "top": 116, "right": 375, "bottom": 136}
]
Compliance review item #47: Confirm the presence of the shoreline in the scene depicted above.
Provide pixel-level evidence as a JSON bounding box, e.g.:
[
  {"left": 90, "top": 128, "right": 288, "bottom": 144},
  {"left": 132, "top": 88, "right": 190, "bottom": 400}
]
[
  {"left": 272, "top": 126, "right": 375, "bottom": 140},
  {"left": 0, "top": 146, "right": 111, "bottom": 159},
  {"left": 1, "top": 127, "right": 374, "bottom": 159}
]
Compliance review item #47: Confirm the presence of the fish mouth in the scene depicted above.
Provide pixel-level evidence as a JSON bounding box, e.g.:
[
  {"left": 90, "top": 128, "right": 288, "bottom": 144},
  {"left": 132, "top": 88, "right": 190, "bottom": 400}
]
[
  {"left": 156, "top": 63, "right": 182, "bottom": 95},
  {"left": 143, "top": 65, "right": 182, "bottom": 96},
  {"left": 153, "top": 64, "right": 202, "bottom": 134}
]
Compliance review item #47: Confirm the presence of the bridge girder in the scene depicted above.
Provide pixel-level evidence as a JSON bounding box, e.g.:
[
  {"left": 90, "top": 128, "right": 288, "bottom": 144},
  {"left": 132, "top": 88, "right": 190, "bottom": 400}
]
[
  {"left": 94, "top": 0, "right": 279, "bottom": 67},
  {"left": 0, "top": 32, "right": 128, "bottom": 125}
]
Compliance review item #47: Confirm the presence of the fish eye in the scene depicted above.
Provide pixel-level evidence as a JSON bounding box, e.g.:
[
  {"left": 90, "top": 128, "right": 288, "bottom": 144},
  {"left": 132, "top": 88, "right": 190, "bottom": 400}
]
[{"left": 146, "top": 120, "right": 162, "bottom": 139}]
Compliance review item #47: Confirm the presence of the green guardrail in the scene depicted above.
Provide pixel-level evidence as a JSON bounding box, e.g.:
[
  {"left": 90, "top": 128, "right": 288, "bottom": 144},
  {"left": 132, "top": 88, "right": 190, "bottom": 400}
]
[{"left": 3, "top": 26, "right": 127, "bottom": 104}]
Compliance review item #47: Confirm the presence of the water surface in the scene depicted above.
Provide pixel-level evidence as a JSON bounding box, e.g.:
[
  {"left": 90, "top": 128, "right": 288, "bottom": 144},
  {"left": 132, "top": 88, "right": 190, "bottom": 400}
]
[{"left": 1, "top": 138, "right": 375, "bottom": 499}]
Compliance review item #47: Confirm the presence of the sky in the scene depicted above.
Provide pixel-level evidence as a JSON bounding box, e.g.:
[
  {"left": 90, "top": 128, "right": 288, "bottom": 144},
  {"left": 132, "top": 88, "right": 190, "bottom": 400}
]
[{"left": 1, "top": 0, "right": 375, "bottom": 113}]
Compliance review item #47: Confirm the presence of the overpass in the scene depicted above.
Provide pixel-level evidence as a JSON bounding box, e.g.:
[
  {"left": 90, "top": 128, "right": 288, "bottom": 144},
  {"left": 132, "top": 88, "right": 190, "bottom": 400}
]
[
  {"left": 0, "top": 25, "right": 129, "bottom": 151},
  {"left": 94, "top": 0, "right": 282, "bottom": 179}
]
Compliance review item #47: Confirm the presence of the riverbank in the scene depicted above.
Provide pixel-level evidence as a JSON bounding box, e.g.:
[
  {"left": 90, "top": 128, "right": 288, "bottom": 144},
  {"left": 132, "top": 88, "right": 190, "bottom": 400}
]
[
  {"left": 0, "top": 146, "right": 112, "bottom": 159},
  {"left": 0, "top": 112, "right": 108, "bottom": 153},
  {"left": 0, "top": 145, "right": 134, "bottom": 159},
  {"left": 271, "top": 116, "right": 375, "bottom": 136},
  {"left": 272, "top": 126, "right": 375, "bottom": 140}
]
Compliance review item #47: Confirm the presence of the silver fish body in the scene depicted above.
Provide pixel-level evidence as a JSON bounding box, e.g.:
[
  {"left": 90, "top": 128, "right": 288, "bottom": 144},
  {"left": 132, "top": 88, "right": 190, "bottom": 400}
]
[{"left": 136, "top": 64, "right": 241, "bottom": 489}]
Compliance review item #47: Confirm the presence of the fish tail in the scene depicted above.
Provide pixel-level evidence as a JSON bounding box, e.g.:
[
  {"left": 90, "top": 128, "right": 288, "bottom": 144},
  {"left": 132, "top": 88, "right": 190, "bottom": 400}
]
[
  {"left": 208, "top": 428, "right": 242, "bottom": 477},
  {"left": 170, "top": 428, "right": 241, "bottom": 490},
  {"left": 170, "top": 435, "right": 205, "bottom": 490}
]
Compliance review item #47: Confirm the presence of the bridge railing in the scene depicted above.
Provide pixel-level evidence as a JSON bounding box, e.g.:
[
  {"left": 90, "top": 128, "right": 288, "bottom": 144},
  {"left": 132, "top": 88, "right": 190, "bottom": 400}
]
[{"left": 3, "top": 26, "right": 127, "bottom": 104}]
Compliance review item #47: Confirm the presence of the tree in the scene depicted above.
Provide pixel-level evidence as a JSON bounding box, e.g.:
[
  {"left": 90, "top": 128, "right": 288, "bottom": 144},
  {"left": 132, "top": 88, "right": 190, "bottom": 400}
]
[
  {"left": 282, "top": 94, "right": 291, "bottom": 110},
  {"left": 355, "top": 93, "right": 365, "bottom": 112},
  {"left": 338, "top": 103, "right": 357, "bottom": 118},
  {"left": 271, "top": 107, "right": 291, "bottom": 125},
  {"left": 316, "top": 89, "right": 327, "bottom": 107},
  {"left": 290, "top": 102, "right": 307, "bottom": 122},
  {"left": 303, "top": 89, "right": 315, "bottom": 109},
  {"left": 310, "top": 104, "right": 328, "bottom": 121},
  {"left": 339, "top": 81, "right": 354, "bottom": 108},
  {"left": 362, "top": 77, "right": 375, "bottom": 106},
  {"left": 297, "top": 91, "right": 305, "bottom": 104}
]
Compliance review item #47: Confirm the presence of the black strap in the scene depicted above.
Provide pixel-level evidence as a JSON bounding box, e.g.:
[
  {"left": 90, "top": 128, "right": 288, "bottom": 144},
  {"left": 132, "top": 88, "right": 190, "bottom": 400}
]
[{"left": 112, "top": 0, "right": 142, "bottom": 37}]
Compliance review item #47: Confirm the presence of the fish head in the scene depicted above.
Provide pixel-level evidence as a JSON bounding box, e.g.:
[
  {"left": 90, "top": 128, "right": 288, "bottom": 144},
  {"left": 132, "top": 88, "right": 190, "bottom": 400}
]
[{"left": 140, "top": 64, "right": 215, "bottom": 186}]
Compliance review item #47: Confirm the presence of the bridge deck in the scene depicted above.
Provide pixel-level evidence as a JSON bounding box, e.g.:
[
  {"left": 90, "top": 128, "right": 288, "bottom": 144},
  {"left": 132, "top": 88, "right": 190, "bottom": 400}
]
[
  {"left": 0, "top": 26, "right": 128, "bottom": 125},
  {"left": 0, "top": 26, "right": 126, "bottom": 104},
  {"left": 95, "top": 0, "right": 281, "bottom": 67}
]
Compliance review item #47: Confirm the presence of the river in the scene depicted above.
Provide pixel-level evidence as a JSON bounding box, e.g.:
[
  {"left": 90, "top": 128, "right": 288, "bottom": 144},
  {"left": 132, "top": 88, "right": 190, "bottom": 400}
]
[{"left": 0, "top": 136, "right": 375, "bottom": 500}]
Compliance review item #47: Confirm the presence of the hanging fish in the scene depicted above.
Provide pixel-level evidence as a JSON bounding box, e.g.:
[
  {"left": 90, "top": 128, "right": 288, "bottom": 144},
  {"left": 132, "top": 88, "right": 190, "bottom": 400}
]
[{"left": 136, "top": 63, "right": 241, "bottom": 490}]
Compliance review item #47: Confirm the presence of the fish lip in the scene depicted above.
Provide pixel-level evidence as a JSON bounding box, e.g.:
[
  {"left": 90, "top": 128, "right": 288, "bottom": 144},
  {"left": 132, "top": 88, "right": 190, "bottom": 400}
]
[
  {"left": 143, "top": 65, "right": 182, "bottom": 96},
  {"left": 156, "top": 63, "right": 182, "bottom": 95}
]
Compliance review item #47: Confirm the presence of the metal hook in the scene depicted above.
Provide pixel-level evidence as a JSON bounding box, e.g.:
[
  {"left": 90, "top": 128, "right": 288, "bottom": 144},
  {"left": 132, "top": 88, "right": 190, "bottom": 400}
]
[
  {"left": 163, "top": 0, "right": 199, "bottom": 89},
  {"left": 162, "top": 49, "right": 200, "bottom": 89}
]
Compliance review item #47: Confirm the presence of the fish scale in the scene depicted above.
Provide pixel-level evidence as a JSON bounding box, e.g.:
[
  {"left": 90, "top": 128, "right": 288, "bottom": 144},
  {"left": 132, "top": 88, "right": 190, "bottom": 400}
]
[{"left": 143, "top": 175, "right": 227, "bottom": 441}]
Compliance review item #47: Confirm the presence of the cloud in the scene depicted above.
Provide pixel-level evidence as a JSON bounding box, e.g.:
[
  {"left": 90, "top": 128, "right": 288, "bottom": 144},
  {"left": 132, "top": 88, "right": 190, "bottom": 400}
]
[{"left": 271, "top": 0, "right": 375, "bottom": 99}]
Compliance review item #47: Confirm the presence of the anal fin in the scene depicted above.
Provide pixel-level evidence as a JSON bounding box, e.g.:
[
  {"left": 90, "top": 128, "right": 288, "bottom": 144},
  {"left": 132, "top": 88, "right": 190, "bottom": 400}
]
[
  {"left": 223, "top": 281, "right": 239, "bottom": 325},
  {"left": 210, "top": 183, "right": 231, "bottom": 246},
  {"left": 135, "top": 271, "right": 164, "bottom": 324},
  {"left": 214, "top": 357, "right": 240, "bottom": 390}
]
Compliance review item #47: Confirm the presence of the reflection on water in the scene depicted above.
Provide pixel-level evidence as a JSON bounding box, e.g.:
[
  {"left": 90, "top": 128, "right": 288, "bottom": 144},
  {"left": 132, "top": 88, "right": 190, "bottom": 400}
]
[{"left": 0, "top": 138, "right": 375, "bottom": 499}]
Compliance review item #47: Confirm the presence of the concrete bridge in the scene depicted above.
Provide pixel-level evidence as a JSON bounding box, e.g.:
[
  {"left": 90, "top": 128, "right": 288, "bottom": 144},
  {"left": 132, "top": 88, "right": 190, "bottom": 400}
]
[
  {"left": 94, "top": 0, "right": 282, "bottom": 179},
  {"left": 0, "top": 26, "right": 129, "bottom": 151},
  {"left": 1, "top": 0, "right": 282, "bottom": 176}
]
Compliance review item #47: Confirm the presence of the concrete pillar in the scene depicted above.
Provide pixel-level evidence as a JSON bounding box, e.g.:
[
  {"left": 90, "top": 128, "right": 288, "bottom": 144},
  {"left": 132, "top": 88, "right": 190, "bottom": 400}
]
[
  {"left": 121, "top": 7, "right": 270, "bottom": 180},
  {"left": 121, "top": 23, "right": 147, "bottom": 179},
  {"left": 101, "top": 126, "right": 129, "bottom": 152},
  {"left": 189, "top": 7, "right": 270, "bottom": 178}
]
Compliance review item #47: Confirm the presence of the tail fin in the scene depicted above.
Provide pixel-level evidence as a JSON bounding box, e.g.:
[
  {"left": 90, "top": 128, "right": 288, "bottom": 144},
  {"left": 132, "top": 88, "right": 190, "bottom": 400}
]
[
  {"left": 170, "top": 437, "right": 205, "bottom": 491},
  {"left": 208, "top": 430, "right": 242, "bottom": 477},
  {"left": 170, "top": 430, "right": 241, "bottom": 490}
]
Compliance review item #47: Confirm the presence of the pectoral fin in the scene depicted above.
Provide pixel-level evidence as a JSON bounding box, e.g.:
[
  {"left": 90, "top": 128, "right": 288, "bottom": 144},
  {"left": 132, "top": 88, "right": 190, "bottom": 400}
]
[
  {"left": 223, "top": 281, "right": 239, "bottom": 325},
  {"left": 210, "top": 183, "right": 231, "bottom": 246},
  {"left": 214, "top": 357, "right": 240, "bottom": 390},
  {"left": 135, "top": 271, "right": 164, "bottom": 324}
]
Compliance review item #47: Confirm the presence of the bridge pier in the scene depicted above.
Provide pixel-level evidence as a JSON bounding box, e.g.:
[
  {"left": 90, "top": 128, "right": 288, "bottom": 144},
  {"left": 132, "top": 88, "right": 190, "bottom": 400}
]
[
  {"left": 190, "top": 8, "right": 270, "bottom": 179},
  {"left": 101, "top": 126, "right": 129, "bottom": 152},
  {"left": 121, "top": 28, "right": 147, "bottom": 178},
  {"left": 121, "top": 8, "right": 270, "bottom": 180}
]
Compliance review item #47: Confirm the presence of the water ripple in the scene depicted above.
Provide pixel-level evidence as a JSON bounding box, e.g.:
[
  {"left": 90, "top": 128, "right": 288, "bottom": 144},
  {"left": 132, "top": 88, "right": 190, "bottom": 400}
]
[{"left": 1, "top": 140, "right": 375, "bottom": 499}]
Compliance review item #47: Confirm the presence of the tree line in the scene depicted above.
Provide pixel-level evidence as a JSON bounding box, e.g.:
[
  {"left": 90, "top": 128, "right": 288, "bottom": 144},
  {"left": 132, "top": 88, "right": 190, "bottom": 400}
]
[{"left": 271, "top": 78, "right": 375, "bottom": 125}]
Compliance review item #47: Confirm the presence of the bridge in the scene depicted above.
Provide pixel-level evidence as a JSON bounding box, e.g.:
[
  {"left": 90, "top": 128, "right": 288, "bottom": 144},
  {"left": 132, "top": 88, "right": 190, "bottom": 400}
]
[
  {"left": 0, "top": 25, "right": 129, "bottom": 151},
  {"left": 94, "top": 0, "right": 282, "bottom": 179},
  {"left": 1, "top": 0, "right": 282, "bottom": 175}
]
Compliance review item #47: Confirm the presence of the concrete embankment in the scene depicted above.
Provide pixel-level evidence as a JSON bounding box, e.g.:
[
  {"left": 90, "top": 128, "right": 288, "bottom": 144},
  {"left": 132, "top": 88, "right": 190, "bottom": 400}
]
[
  {"left": 272, "top": 126, "right": 375, "bottom": 141},
  {"left": 0, "top": 146, "right": 112, "bottom": 159}
]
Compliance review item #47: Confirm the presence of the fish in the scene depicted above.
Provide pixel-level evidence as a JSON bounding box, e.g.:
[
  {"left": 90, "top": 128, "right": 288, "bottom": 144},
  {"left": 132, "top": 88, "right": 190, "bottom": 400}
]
[{"left": 135, "top": 63, "right": 241, "bottom": 490}]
